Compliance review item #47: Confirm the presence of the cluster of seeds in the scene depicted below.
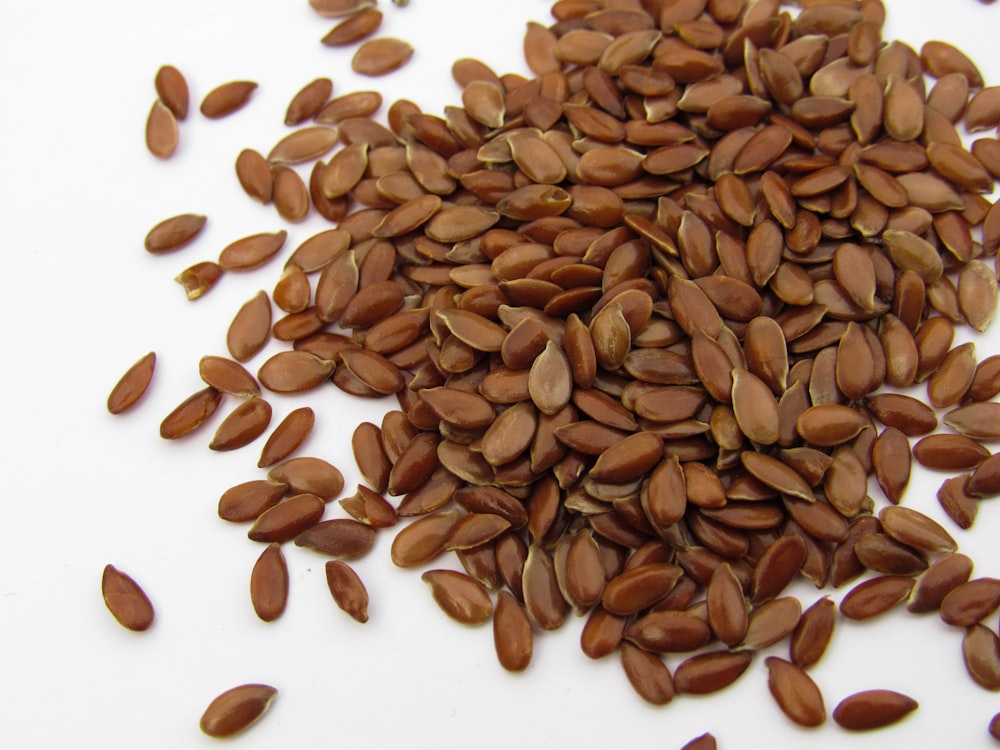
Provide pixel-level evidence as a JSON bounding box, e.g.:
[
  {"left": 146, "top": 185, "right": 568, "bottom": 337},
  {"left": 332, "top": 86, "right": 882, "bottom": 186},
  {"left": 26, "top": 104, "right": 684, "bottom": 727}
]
[{"left": 104, "top": 0, "right": 1000, "bottom": 742}]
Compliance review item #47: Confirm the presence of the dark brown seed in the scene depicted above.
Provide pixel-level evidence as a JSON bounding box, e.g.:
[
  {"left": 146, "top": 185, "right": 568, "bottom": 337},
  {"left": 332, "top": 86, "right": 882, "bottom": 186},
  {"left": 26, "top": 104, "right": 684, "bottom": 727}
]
[
  {"left": 422, "top": 569, "right": 493, "bottom": 625},
  {"left": 250, "top": 543, "right": 288, "bottom": 622},
  {"left": 625, "top": 610, "right": 712, "bottom": 654},
  {"left": 199, "top": 684, "right": 277, "bottom": 738},
  {"left": 101, "top": 564, "right": 154, "bottom": 631},
  {"left": 144, "top": 213, "right": 207, "bottom": 254},
  {"left": 832, "top": 689, "right": 918, "bottom": 731},
  {"left": 107, "top": 352, "right": 156, "bottom": 415},
  {"left": 493, "top": 590, "right": 533, "bottom": 671},
  {"left": 159, "top": 386, "right": 222, "bottom": 439},
  {"left": 352, "top": 37, "right": 414, "bottom": 76},
  {"left": 765, "top": 657, "right": 826, "bottom": 727},
  {"left": 248, "top": 493, "right": 325, "bottom": 543},
  {"left": 620, "top": 642, "right": 675, "bottom": 705},
  {"left": 200, "top": 80, "right": 257, "bottom": 119}
]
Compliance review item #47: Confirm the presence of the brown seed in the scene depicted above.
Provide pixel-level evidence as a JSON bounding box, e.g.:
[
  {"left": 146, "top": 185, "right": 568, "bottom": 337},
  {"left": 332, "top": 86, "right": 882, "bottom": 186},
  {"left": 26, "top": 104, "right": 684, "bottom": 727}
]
[
  {"left": 941, "top": 578, "right": 1000, "bottom": 627},
  {"left": 624, "top": 611, "right": 712, "bottom": 655},
  {"left": 268, "top": 126, "right": 338, "bottom": 165},
  {"left": 226, "top": 290, "right": 272, "bottom": 362},
  {"left": 390, "top": 510, "right": 461, "bottom": 567},
  {"left": 493, "top": 590, "right": 533, "bottom": 672},
  {"left": 145, "top": 99, "right": 178, "bottom": 159},
  {"left": 267, "top": 457, "right": 343, "bottom": 500},
  {"left": 908, "top": 553, "right": 974, "bottom": 613},
  {"left": 879, "top": 506, "right": 956, "bottom": 554},
  {"left": 680, "top": 734, "right": 717, "bottom": 750},
  {"left": 199, "top": 684, "right": 277, "bottom": 738},
  {"left": 218, "top": 230, "right": 287, "bottom": 271},
  {"left": 522, "top": 544, "right": 569, "bottom": 630},
  {"left": 963, "top": 623, "right": 1000, "bottom": 690},
  {"left": 707, "top": 562, "right": 748, "bottom": 646},
  {"left": 284, "top": 77, "right": 333, "bottom": 125},
  {"left": 218, "top": 480, "right": 288, "bottom": 523},
  {"left": 295, "top": 518, "right": 376, "bottom": 558},
  {"left": 144, "top": 213, "right": 207, "bottom": 254},
  {"left": 200, "top": 80, "right": 257, "bottom": 119},
  {"left": 790, "top": 596, "right": 836, "bottom": 668},
  {"left": 352, "top": 37, "right": 414, "bottom": 76},
  {"left": 750, "top": 535, "right": 807, "bottom": 606},
  {"left": 422, "top": 569, "right": 493, "bottom": 625},
  {"left": 324, "top": 560, "right": 369, "bottom": 623},
  {"left": 673, "top": 650, "right": 753, "bottom": 695},
  {"left": 321, "top": 8, "right": 382, "bottom": 46},
  {"left": 258, "top": 407, "right": 315, "bottom": 469},
  {"left": 796, "top": 404, "right": 871, "bottom": 447},
  {"left": 840, "top": 575, "right": 915, "bottom": 620},
  {"left": 765, "top": 657, "right": 826, "bottom": 727},
  {"left": 155, "top": 64, "right": 189, "bottom": 120},
  {"left": 235, "top": 149, "right": 274, "bottom": 204},
  {"left": 159, "top": 386, "right": 222, "bottom": 439},
  {"left": 914, "top": 433, "right": 990, "bottom": 471},
  {"left": 620, "top": 642, "right": 675, "bottom": 705},
  {"left": 248, "top": 493, "right": 325, "bottom": 543},
  {"left": 107, "top": 352, "right": 156, "bottom": 415},
  {"left": 175, "top": 260, "right": 223, "bottom": 300},
  {"left": 101, "top": 564, "right": 154, "bottom": 631},
  {"left": 832, "top": 689, "right": 918, "bottom": 731},
  {"left": 250, "top": 543, "right": 288, "bottom": 622},
  {"left": 258, "top": 351, "right": 336, "bottom": 394},
  {"left": 209, "top": 397, "right": 272, "bottom": 451}
]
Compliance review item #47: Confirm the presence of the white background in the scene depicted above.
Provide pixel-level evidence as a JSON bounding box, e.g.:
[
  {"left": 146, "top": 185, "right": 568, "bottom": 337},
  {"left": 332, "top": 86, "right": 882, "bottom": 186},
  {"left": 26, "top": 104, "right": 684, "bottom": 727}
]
[{"left": 2, "top": 0, "right": 1000, "bottom": 747}]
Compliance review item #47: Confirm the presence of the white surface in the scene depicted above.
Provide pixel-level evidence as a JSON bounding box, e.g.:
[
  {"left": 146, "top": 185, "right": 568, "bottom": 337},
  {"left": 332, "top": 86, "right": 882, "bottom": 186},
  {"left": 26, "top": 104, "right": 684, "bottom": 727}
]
[{"left": 2, "top": 1, "right": 1000, "bottom": 747}]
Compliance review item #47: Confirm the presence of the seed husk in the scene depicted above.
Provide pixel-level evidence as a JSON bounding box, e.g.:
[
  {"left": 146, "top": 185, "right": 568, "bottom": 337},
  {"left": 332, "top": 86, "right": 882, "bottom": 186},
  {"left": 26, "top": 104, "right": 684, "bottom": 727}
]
[
  {"left": 325, "top": 560, "right": 369, "bottom": 623},
  {"left": 199, "top": 684, "right": 277, "bottom": 738},
  {"left": 832, "top": 689, "right": 918, "bottom": 731},
  {"left": 107, "top": 352, "right": 156, "bottom": 415},
  {"left": 200, "top": 80, "right": 257, "bottom": 119},
  {"left": 101, "top": 564, "right": 155, "bottom": 632},
  {"left": 144, "top": 213, "right": 207, "bottom": 254},
  {"left": 250, "top": 542, "right": 288, "bottom": 622}
]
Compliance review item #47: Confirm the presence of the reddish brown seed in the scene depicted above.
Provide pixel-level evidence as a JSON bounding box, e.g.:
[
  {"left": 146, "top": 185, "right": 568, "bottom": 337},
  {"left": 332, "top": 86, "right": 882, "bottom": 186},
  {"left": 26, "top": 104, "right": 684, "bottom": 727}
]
[
  {"left": 390, "top": 510, "right": 462, "bottom": 567},
  {"left": 199, "top": 355, "right": 260, "bottom": 398},
  {"left": 602, "top": 564, "right": 683, "bottom": 616},
  {"left": 493, "top": 590, "right": 533, "bottom": 672},
  {"left": 522, "top": 543, "right": 570, "bottom": 630},
  {"left": 963, "top": 624, "right": 1000, "bottom": 690},
  {"left": 908, "top": 553, "right": 974, "bottom": 613},
  {"left": 218, "top": 480, "right": 288, "bottom": 523},
  {"left": 144, "top": 213, "right": 207, "bottom": 254},
  {"left": 620, "top": 642, "right": 675, "bottom": 706},
  {"left": 941, "top": 578, "right": 1000, "bottom": 627},
  {"left": 219, "top": 230, "right": 287, "bottom": 272},
  {"left": 209, "top": 397, "right": 272, "bottom": 451},
  {"left": 101, "top": 564, "right": 155, "bottom": 632},
  {"left": 765, "top": 657, "right": 826, "bottom": 727},
  {"left": 325, "top": 560, "right": 369, "bottom": 623},
  {"left": 227, "top": 290, "right": 272, "bottom": 362},
  {"left": 145, "top": 99, "right": 178, "bottom": 158},
  {"left": 258, "top": 351, "right": 336, "bottom": 394},
  {"left": 422, "top": 569, "right": 493, "bottom": 625},
  {"left": 154, "top": 64, "right": 189, "bottom": 120},
  {"left": 284, "top": 77, "right": 333, "bottom": 125},
  {"left": 250, "top": 543, "right": 288, "bottom": 622},
  {"left": 199, "top": 684, "right": 277, "bottom": 738},
  {"left": 913, "top": 434, "right": 990, "bottom": 472},
  {"left": 750, "top": 535, "right": 807, "bottom": 606},
  {"left": 352, "top": 37, "right": 414, "bottom": 76},
  {"left": 200, "top": 80, "right": 257, "bottom": 119},
  {"left": 840, "top": 576, "right": 915, "bottom": 620},
  {"left": 707, "top": 563, "right": 748, "bottom": 646},
  {"left": 879, "top": 506, "right": 956, "bottom": 554},
  {"left": 295, "top": 518, "right": 376, "bottom": 558},
  {"left": 673, "top": 650, "right": 753, "bottom": 695},
  {"left": 832, "top": 689, "right": 918, "bottom": 731},
  {"left": 107, "top": 352, "right": 156, "bottom": 415},
  {"left": 259, "top": 407, "right": 315, "bottom": 469},
  {"left": 175, "top": 261, "right": 223, "bottom": 300},
  {"left": 790, "top": 596, "right": 836, "bottom": 668},
  {"left": 159, "top": 386, "right": 222, "bottom": 439},
  {"left": 236, "top": 149, "right": 274, "bottom": 204},
  {"left": 248, "top": 493, "right": 325, "bottom": 544},
  {"left": 267, "top": 457, "right": 343, "bottom": 500},
  {"left": 321, "top": 8, "right": 383, "bottom": 46}
]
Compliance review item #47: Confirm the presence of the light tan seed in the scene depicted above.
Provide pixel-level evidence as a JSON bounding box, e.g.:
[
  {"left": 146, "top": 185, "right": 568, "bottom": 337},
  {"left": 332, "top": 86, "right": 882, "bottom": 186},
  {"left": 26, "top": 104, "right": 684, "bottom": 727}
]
[
  {"left": 620, "top": 642, "right": 675, "bottom": 705},
  {"left": 101, "top": 564, "right": 155, "bottom": 631},
  {"left": 218, "top": 480, "right": 288, "bottom": 523},
  {"left": 493, "top": 590, "right": 533, "bottom": 672},
  {"left": 422, "top": 569, "right": 493, "bottom": 625},
  {"left": 145, "top": 100, "right": 178, "bottom": 158},
  {"left": 107, "top": 352, "right": 156, "bottom": 415},
  {"left": 199, "top": 684, "right": 277, "bottom": 738},
  {"left": 267, "top": 457, "right": 343, "bottom": 500},
  {"left": 352, "top": 37, "right": 413, "bottom": 76},
  {"left": 159, "top": 386, "right": 222, "bottom": 439},
  {"left": 144, "top": 213, "right": 207, "bottom": 254},
  {"left": 200, "top": 80, "right": 257, "bottom": 119},
  {"left": 250, "top": 542, "right": 288, "bottom": 622},
  {"left": 832, "top": 689, "right": 918, "bottom": 731},
  {"left": 765, "top": 657, "right": 826, "bottom": 727}
]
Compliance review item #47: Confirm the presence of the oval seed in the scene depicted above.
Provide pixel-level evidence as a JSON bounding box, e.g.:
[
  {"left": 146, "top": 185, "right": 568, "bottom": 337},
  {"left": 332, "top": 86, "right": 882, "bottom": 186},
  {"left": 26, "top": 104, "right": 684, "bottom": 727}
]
[
  {"left": 199, "top": 684, "right": 277, "bottom": 738},
  {"left": 493, "top": 590, "right": 532, "bottom": 672},
  {"left": 832, "top": 689, "right": 918, "bottom": 731},
  {"left": 107, "top": 352, "right": 156, "bottom": 415},
  {"left": 200, "top": 80, "right": 257, "bottom": 119},
  {"left": 250, "top": 543, "right": 288, "bottom": 622},
  {"left": 422, "top": 569, "right": 493, "bottom": 625},
  {"left": 325, "top": 560, "right": 369, "bottom": 623},
  {"left": 101, "top": 564, "right": 155, "bottom": 631},
  {"left": 765, "top": 657, "right": 826, "bottom": 727}
]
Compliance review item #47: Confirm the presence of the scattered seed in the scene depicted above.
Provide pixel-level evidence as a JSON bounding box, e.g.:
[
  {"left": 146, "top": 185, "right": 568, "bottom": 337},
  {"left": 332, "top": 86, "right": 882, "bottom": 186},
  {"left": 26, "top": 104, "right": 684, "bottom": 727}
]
[
  {"left": 101, "top": 564, "right": 154, "bottom": 631},
  {"left": 107, "top": 352, "right": 156, "bottom": 415},
  {"left": 200, "top": 80, "right": 257, "bottom": 119},
  {"left": 325, "top": 560, "right": 369, "bottom": 622},
  {"left": 832, "top": 689, "right": 918, "bottom": 731},
  {"left": 199, "top": 683, "right": 277, "bottom": 738}
]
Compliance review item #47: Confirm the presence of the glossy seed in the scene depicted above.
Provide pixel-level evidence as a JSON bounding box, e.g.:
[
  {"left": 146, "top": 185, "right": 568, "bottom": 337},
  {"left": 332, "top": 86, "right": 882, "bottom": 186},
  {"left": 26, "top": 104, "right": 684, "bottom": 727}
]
[
  {"left": 107, "top": 352, "right": 156, "bottom": 415},
  {"left": 765, "top": 657, "right": 826, "bottom": 727},
  {"left": 144, "top": 213, "right": 207, "bottom": 254},
  {"left": 832, "top": 689, "right": 918, "bottom": 731},
  {"left": 493, "top": 590, "right": 533, "bottom": 672},
  {"left": 325, "top": 560, "right": 369, "bottom": 623},
  {"left": 199, "top": 684, "right": 277, "bottom": 738},
  {"left": 101, "top": 564, "right": 155, "bottom": 631},
  {"left": 422, "top": 569, "right": 493, "bottom": 625},
  {"left": 250, "top": 543, "right": 288, "bottom": 622}
]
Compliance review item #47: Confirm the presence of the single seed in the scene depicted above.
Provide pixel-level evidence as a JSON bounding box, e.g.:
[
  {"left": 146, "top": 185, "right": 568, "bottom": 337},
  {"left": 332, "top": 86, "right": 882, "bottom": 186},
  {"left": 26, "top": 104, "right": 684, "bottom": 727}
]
[
  {"left": 832, "top": 689, "right": 918, "bottom": 731},
  {"left": 101, "top": 564, "right": 154, "bottom": 631},
  {"left": 325, "top": 560, "right": 369, "bottom": 623},
  {"left": 199, "top": 684, "right": 277, "bottom": 738},
  {"left": 250, "top": 543, "right": 288, "bottom": 622},
  {"left": 200, "top": 80, "right": 257, "bottom": 119},
  {"left": 107, "top": 352, "right": 156, "bottom": 415}
]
